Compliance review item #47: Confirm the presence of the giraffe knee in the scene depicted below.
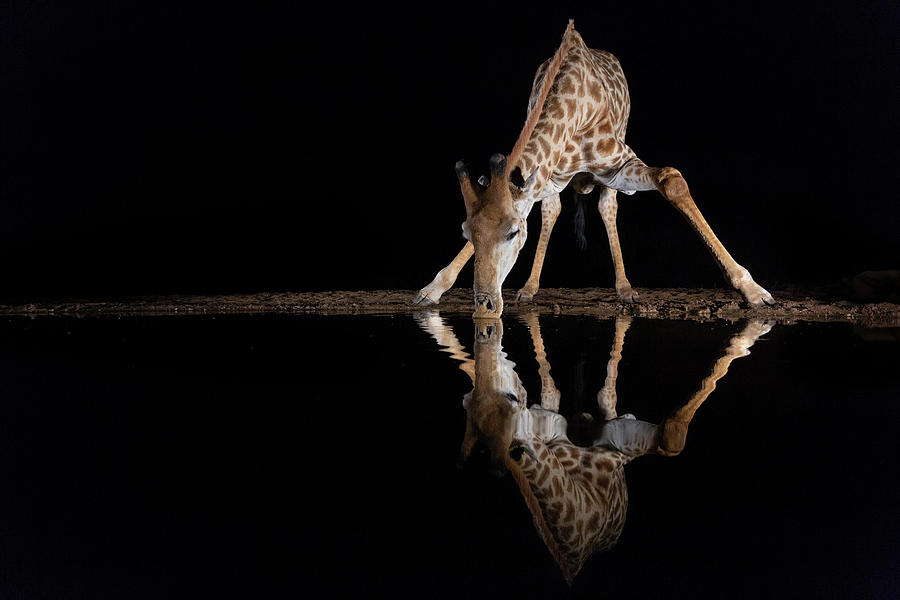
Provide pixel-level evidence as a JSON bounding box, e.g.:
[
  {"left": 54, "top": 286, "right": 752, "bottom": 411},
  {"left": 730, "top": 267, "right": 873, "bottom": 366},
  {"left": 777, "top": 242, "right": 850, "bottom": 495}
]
[
  {"left": 656, "top": 167, "right": 689, "bottom": 199},
  {"left": 597, "top": 194, "right": 617, "bottom": 219}
]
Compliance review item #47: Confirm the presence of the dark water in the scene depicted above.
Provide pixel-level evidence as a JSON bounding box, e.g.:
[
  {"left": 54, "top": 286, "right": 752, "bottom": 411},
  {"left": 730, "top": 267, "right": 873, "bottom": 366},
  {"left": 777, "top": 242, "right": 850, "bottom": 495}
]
[{"left": 0, "top": 314, "right": 896, "bottom": 599}]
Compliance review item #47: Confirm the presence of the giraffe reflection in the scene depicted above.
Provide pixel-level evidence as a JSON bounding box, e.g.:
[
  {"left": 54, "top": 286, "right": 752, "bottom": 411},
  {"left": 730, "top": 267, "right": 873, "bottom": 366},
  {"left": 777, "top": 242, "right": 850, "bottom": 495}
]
[{"left": 415, "top": 313, "right": 773, "bottom": 585}]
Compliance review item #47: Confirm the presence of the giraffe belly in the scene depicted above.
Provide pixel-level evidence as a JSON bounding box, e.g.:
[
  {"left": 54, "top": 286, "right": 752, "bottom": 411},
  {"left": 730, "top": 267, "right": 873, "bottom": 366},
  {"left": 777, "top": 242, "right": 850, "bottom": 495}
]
[
  {"left": 551, "top": 147, "right": 640, "bottom": 197},
  {"left": 587, "top": 159, "right": 653, "bottom": 195},
  {"left": 544, "top": 167, "right": 637, "bottom": 197},
  {"left": 545, "top": 173, "right": 572, "bottom": 196}
]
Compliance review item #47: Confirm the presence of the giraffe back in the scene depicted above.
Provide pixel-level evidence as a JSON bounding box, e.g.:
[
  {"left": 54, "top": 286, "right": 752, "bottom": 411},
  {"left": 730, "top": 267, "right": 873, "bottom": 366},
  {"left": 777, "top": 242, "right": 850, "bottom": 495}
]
[{"left": 517, "top": 30, "right": 635, "bottom": 196}]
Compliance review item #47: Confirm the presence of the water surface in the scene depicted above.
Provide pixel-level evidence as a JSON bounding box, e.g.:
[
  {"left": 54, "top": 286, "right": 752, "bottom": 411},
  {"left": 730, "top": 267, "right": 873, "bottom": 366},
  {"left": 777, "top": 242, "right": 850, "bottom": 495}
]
[{"left": 0, "top": 314, "right": 896, "bottom": 598}]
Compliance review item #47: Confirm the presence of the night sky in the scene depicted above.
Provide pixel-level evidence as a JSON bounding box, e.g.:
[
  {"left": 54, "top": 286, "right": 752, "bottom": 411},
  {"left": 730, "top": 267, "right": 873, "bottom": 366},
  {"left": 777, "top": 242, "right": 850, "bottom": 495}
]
[{"left": 3, "top": 1, "right": 898, "bottom": 300}]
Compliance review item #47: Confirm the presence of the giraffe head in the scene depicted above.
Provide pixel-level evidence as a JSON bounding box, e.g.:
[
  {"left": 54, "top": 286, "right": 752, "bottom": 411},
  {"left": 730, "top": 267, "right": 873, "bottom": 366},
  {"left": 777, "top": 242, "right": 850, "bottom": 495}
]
[
  {"left": 453, "top": 22, "right": 577, "bottom": 318},
  {"left": 457, "top": 154, "right": 535, "bottom": 318}
]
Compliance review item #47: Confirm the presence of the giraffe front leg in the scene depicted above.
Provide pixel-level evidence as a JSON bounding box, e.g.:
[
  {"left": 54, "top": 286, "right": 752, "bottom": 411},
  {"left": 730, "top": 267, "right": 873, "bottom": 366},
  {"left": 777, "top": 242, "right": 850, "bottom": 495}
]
[
  {"left": 652, "top": 166, "right": 774, "bottom": 307},
  {"left": 610, "top": 158, "right": 774, "bottom": 307},
  {"left": 413, "top": 242, "right": 474, "bottom": 306},
  {"left": 597, "top": 187, "right": 638, "bottom": 303},
  {"left": 516, "top": 194, "right": 561, "bottom": 302}
]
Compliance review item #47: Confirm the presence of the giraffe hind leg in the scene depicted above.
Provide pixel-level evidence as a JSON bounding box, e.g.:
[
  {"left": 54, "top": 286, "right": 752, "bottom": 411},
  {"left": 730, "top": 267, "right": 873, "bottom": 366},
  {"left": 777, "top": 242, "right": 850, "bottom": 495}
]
[
  {"left": 596, "top": 186, "right": 638, "bottom": 303},
  {"left": 516, "top": 194, "right": 561, "bottom": 302},
  {"left": 597, "top": 315, "right": 632, "bottom": 419}
]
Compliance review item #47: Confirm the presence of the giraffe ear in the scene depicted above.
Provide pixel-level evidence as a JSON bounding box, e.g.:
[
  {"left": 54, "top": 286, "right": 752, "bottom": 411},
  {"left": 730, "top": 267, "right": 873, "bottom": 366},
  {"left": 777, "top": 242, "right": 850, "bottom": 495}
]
[{"left": 523, "top": 167, "right": 539, "bottom": 190}]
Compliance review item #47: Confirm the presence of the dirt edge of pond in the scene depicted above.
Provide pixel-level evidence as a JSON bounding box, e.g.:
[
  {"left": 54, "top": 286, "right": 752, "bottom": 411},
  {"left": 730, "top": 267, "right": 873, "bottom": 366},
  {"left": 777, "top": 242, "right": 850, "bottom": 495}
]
[{"left": 1, "top": 287, "right": 898, "bottom": 327}]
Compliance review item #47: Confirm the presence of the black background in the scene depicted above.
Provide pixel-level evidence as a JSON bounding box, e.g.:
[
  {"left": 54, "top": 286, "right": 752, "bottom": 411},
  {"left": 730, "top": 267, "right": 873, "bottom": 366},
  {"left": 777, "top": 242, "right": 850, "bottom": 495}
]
[{"left": 3, "top": 1, "right": 898, "bottom": 300}]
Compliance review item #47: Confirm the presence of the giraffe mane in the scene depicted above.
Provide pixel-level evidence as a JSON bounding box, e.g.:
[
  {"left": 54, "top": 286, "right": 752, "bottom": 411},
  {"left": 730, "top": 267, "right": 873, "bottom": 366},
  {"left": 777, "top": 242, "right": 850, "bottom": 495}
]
[
  {"left": 506, "top": 19, "right": 577, "bottom": 177},
  {"left": 506, "top": 457, "right": 575, "bottom": 586}
]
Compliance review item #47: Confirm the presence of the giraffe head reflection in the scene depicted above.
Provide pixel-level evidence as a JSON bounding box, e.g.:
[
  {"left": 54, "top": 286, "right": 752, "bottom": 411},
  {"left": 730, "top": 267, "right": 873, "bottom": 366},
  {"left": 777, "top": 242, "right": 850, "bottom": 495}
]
[
  {"left": 463, "top": 319, "right": 528, "bottom": 475},
  {"left": 416, "top": 312, "right": 773, "bottom": 585}
]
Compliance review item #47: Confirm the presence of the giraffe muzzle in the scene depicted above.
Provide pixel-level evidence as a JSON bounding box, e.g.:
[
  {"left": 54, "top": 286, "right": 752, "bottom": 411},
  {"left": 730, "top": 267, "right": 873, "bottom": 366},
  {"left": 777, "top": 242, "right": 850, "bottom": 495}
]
[
  {"left": 475, "top": 320, "right": 497, "bottom": 342},
  {"left": 473, "top": 293, "right": 501, "bottom": 317}
]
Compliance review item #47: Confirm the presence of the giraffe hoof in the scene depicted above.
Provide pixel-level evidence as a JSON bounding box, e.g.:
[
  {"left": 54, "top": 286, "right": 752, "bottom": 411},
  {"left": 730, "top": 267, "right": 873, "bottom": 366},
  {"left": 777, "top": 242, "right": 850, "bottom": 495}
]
[
  {"left": 515, "top": 288, "right": 537, "bottom": 302},
  {"left": 741, "top": 319, "right": 775, "bottom": 340},
  {"left": 741, "top": 283, "right": 775, "bottom": 307},
  {"left": 413, "top": 280, "right": 446, "bottom": 306},
  {"left": 616, "top": 286, "right": 638, "bottom": 303},
  {"left": 412, "top": 290, "right": 438, "bottom": 306}
]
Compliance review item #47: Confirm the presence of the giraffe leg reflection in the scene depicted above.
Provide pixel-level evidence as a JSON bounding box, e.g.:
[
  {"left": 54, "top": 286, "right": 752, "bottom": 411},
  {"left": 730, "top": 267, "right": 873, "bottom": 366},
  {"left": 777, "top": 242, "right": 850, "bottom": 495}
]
[
  {"left": 597, "top": 315, "right": 632, "bottom": 420},
  {"left": 658, "top": 319, "right": 775, "bottom": 456},
  {"left": 520, "top": 312, "right": 561, "bottom": 411}
]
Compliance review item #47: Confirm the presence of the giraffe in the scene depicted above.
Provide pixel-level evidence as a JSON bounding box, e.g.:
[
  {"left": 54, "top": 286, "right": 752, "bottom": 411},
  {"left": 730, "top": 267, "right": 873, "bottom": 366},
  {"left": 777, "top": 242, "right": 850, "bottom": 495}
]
[
  {"left": 415, "top": 312, "right": 774, "bottom": 584},
  {"left": 413, "top": 20, "right": 774, "bottom": 317}
]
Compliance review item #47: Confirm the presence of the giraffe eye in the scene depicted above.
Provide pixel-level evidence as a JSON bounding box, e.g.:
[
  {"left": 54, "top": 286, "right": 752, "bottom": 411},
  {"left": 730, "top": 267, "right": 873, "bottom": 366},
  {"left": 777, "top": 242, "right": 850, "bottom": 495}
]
[
  {"left": 506, "top": 392, "right": 518, "bottom": 402},
  {"left": 505, "top": 229, "right": 519, "bottom": 241}
]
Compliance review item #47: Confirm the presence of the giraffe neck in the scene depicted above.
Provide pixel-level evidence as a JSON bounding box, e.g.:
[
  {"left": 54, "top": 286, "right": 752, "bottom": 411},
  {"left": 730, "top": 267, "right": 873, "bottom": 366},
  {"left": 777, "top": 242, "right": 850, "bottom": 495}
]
[
  {"left": 512, "top": 39, "right": 590, "bottom": 201},
  {"left": 513, "top": 438, "right": 628, "bottom": 582},
  {"left": 514, "top": 114, "right": 575, "bottom": 201}
]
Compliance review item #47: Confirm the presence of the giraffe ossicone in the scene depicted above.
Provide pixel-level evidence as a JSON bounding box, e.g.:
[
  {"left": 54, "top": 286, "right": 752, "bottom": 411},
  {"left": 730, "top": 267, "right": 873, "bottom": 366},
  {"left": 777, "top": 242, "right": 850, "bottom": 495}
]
[{"left": 414, "top": 20, "right": 774, "bottom": 317}]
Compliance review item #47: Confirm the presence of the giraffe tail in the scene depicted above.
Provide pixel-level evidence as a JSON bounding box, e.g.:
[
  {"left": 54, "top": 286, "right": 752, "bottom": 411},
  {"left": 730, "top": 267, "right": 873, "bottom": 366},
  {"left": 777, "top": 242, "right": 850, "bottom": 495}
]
[{"left": 573, "top": 192, "right": 590, "bottom": 250}]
